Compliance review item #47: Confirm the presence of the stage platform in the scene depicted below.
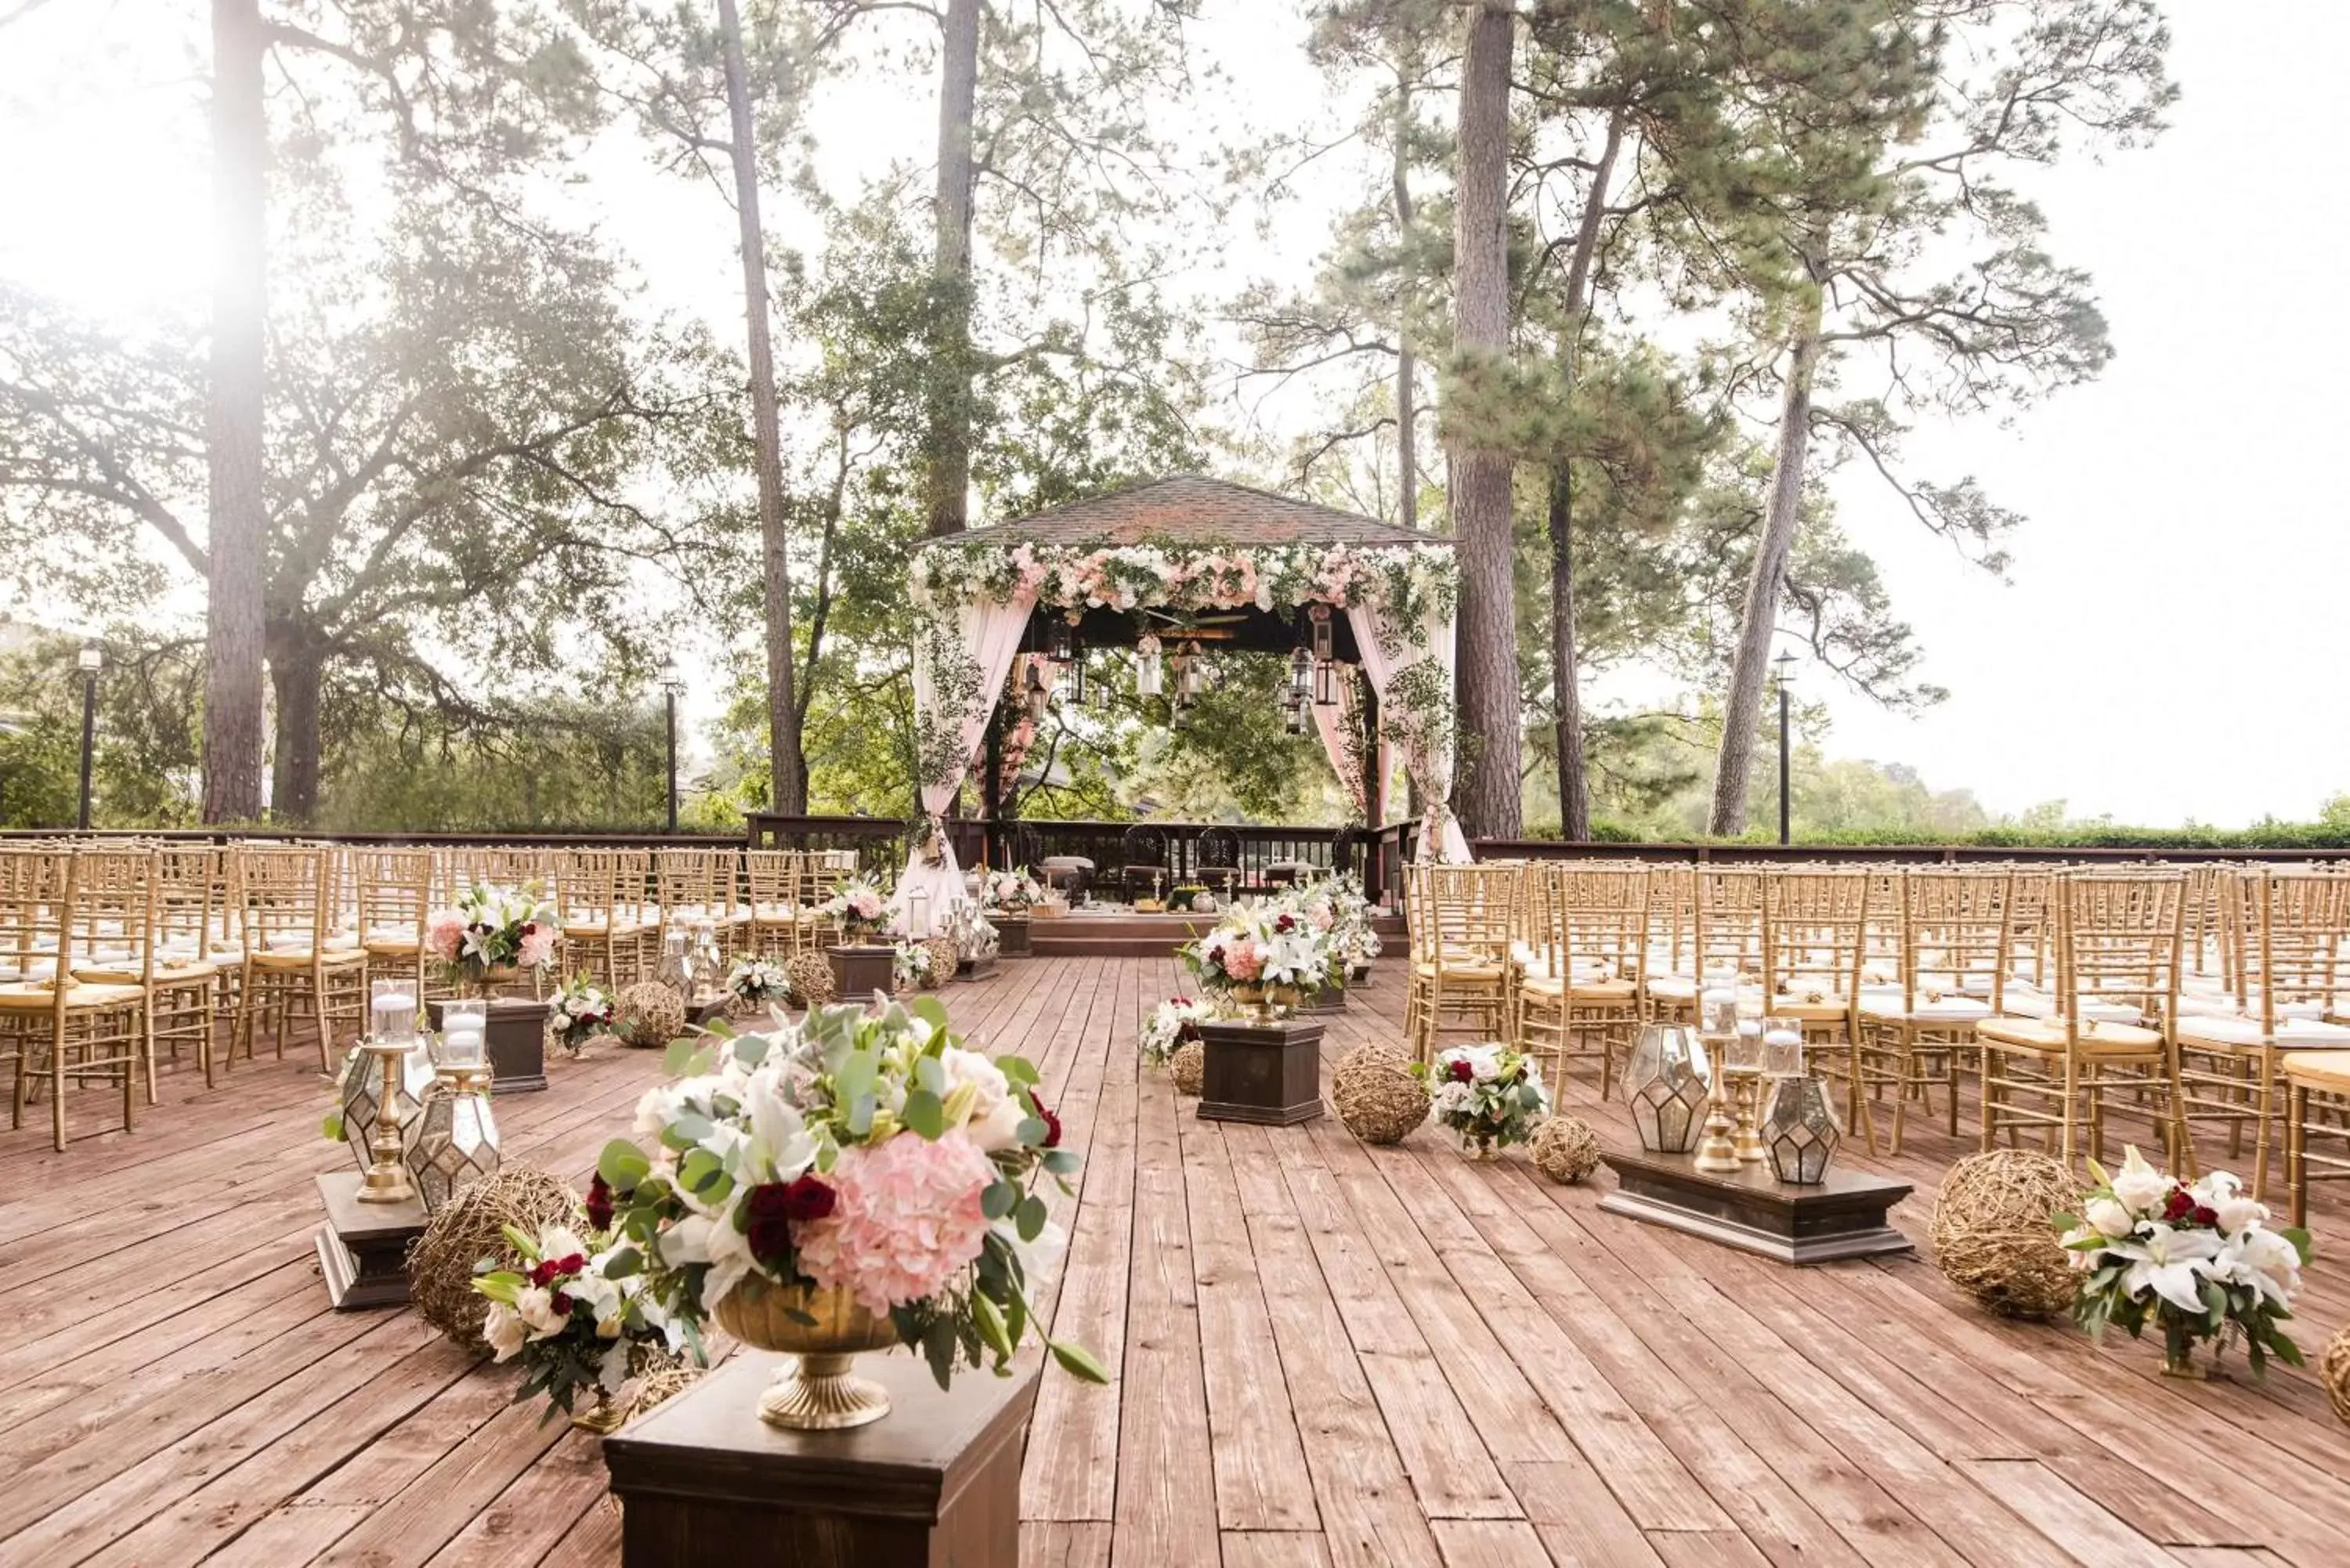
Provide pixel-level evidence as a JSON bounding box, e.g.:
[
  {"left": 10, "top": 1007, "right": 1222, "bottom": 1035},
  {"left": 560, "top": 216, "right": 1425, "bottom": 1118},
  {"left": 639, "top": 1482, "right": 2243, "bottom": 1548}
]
[{"left": 1028, "top": 907, "right": 1407, "bottom": 958}]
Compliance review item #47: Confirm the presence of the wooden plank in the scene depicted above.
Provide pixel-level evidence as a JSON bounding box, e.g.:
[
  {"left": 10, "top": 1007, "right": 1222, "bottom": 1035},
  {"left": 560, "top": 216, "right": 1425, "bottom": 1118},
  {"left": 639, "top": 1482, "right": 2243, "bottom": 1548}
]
[
  {"left": 1962, "top": 1460, "right": 2189, "bottom": 1568},
  {"left": 1023, "top": 1520, "right": 1113, "bottom": 1568},
  {"left": 1647, "top": 1530, "right": 1777, "bottom": 1568},
  {"left": 1221, "top": 1532, "right": 1335, "bottom": 1568},
  {"left": 1427, "top": 1519, "right": 1552, "bottom": 1568}
]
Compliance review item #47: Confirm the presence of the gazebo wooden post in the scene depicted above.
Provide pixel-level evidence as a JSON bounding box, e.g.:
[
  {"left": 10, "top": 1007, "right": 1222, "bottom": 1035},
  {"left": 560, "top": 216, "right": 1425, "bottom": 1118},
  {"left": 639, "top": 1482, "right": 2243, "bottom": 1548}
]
[
  {"left": 1361, "top": 674, "right": 1385, "bottom": 905},
  {"left": 982, "top": 702, "right": 1004, "bottom": 870}
]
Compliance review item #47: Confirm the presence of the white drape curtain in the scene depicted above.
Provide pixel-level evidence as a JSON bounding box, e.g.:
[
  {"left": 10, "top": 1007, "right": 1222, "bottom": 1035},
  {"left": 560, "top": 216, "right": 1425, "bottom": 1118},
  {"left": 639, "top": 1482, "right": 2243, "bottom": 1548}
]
[
  {"left": 1345, "top": 603, "right": 1473, "bottom": 864},
  {"left": 895, "top": 590, "right": 1038, "bottom": 934}
]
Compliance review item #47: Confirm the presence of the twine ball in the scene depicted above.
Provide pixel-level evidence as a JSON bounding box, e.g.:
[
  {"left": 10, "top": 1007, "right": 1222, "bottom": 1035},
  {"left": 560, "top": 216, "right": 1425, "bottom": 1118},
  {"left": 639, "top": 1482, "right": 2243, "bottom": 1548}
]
[
  {"left": 1332, "top": 1044, "right": 1428, "bottom": 1145},
  {"left": 1169, "top": 1039, "right": 1205, "bottom": 1096},
  {"left": 2322, "top": 1326, "right": 2350, "bottom": 1427},
  {"left": 784, "top": 950, "right": 837, "bottom": 1006},
  {"left": 631, "top": 1358, "right": 703, "bottom": 1418},
  {"left": 1931, "top": 1149, "right": 2082, "bottom": 1320},
  {"left": 407, "top": 1165, "right": 582, "bottom": 1352},
  {"left": 1531, "top": 1114, "right": 1601, "bottom": 1184},
  {"left": 615, "top": 981, "right": 687, "bottom": 1050},
  {"left": 923, "top": 935, "right": 962, "bottom": 988}
]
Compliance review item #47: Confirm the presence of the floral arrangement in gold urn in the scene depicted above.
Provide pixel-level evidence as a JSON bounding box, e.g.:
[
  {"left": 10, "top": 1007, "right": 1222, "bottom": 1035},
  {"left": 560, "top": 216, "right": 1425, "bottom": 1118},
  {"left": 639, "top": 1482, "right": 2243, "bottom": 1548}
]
[{"left": 594, "top": 999, "right": 1104, "bottom": 1429}]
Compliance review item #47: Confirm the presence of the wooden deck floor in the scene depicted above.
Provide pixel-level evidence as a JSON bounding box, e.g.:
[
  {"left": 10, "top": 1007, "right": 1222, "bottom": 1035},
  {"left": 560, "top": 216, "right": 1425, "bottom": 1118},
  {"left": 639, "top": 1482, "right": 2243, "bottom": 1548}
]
[{"left": 3, "top": 957, "right": 2347, "bottom": 1568}]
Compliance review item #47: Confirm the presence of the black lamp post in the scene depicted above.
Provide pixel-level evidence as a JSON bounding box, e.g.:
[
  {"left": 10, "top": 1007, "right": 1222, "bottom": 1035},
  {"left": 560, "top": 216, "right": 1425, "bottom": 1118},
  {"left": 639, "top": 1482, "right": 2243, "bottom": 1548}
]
[
  {"left": 75, "top": 639, "right": 100, "bottom": 831},
  {"left": 660, "top": 659, "right": 683, "bottom": 833},
  {"left": 1773, "top": 649, "right": 1795, "bottom": 847}
]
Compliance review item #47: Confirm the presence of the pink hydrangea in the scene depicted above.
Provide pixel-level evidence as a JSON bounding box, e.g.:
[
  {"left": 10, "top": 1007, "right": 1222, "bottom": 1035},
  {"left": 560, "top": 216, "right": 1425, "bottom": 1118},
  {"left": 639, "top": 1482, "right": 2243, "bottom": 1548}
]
[
  {"left": 792, "top": 1133, "right": 995, "bottom": 1315},
  {"left": 518, "top": 927, "right": 556, "bottom": 969},
  {"left": 1222, "top": 937, "right": 1264, "bottom": 981},
  {"left": 425, "top": 911, "right": 465, "bottom": 963}
]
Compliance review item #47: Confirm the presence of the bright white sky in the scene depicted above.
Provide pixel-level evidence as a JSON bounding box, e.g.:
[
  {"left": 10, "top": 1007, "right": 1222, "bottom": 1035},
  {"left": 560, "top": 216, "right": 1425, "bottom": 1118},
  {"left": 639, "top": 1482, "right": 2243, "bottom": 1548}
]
[{"left": 1, "top": 2, "right": 2340, "bottom": 827}]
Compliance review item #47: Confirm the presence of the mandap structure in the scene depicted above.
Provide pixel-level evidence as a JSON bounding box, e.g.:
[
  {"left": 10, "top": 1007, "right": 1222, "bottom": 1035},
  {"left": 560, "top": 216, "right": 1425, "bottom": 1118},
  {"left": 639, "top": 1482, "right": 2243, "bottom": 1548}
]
[{"left": 895, "top": 475, "right": 1471, "bottom": 924}]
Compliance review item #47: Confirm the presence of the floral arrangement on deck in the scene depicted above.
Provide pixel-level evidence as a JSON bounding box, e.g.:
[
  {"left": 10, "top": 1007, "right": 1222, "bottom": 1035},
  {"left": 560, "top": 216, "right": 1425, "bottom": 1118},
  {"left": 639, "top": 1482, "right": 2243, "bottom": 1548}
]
[
  {"left": 982, "top": 870, "right": 1043, "bottom": 914},
  {"left": 1415, "top": 1044, "right": 1549, "bottom": 1155},
  {"left": 893, "top": 940, "right": 939, "bottom": 992},
  {"left": 1181, "top": 890, "right": 1340, "bottom": 1003},
  {"left": 593, "top": 1000, "right": 1107, "bottom": 1391},
  {"left": 2054, "top": 1147, "right": 2312, "bottom": 1377},
  {"left": 473, "top": 1218, "right": 688, "bottom": 1425},
  {"left": 1298, "top": 873, "right": 1380, "bottom": 971},
  {"left": 725, "top": 956, "right": 794, "bottom": 1011},
  {"left": 1140, "top": 997, "right": 1214, "bottom": 1068},
  {"left": 822, "top": 874, "right": 891, "bottom": 941},
  {"left": 549, "top": 975, "right": 617, "bottom": 1058},
  {"left": 428, "top": 883, "right": 560, "bottom": 989}
]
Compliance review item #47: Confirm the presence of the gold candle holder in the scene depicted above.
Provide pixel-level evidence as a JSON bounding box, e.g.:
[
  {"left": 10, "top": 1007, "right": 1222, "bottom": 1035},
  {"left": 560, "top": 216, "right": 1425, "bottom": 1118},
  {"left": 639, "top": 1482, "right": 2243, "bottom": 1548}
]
[
  {"left": 1730, "top": 1071, "right": 1767, "bottom": 1163},
  {"left": 1691, "top": 1039, "right": 1742, "bottom": 1174},
  {"left": 355, "top": 1039, "right": 419, "bottom": 1205}
]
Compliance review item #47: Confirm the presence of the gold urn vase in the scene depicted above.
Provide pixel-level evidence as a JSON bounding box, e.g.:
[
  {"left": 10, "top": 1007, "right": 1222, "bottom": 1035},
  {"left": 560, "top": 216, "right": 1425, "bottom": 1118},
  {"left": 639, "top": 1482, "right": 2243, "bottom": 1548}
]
[{"left": 714, "top": 1277, "right": 903, "bottom": 1431}]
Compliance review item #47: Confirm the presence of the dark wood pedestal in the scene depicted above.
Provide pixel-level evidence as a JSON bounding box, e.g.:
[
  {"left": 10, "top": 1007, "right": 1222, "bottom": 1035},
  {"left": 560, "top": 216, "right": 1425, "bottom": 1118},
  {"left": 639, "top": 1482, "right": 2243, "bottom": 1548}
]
[
  {"left": 1599, "top": 1149, "right": 1913, "bottom": 1264},
  {"left": 1300, "top": 981, "right": 1347, "bottom": 1014},
  {"left": 1196, "top": 1017, "right": 1325, "bottom": 1126},
  {"left": 959, "top": 955, "right": 999, "bottom": 980},
  {"left": 996, "top": 916, "right": 1032, "bottom": 957},
  {"left": 604, "top": 1350, "right": 1039, "bottom": 1568},
  {"left": 426, "top": 996, "right": 548, "bottom": 1093},
  {"left": 829, "top": 945, "right": 896, "bottom": 1002},
  {"left": 314, "top": 1169, "right": 427, "bottom": 1310}
]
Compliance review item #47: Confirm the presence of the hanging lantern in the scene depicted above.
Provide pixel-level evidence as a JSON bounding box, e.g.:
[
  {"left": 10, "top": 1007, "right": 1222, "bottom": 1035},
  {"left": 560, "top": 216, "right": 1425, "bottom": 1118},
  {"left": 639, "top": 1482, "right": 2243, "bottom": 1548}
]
[
  {"left": 1023, "top": 662, "right": 1050, "bottom": 722},
  {"left": 1173, "top": 685, "right": 1194, "bottom": 714},
  {"left": 1135, "top": 633, "right": 1163, "bottom": 697},
  {"left": 1314, "top": 658, "right": 1337, "bottom": 708},
  {"left": 1285, "top": 694, "right": 1309, "bottom": 735},
  {"left": 1091, "top": 660, "right": 1113, "bottom": 709},
  {"left": 1308, "top": 603, "right": 1334, "bottom": 662},
  {"left": 1289, "top": 645, "right": 1311, "bottom": 703},
  {"left": 1047, "top": 616, "right": 1076, "bottom": 663},
  {"left": 1180, "top": 640, "right": 1206, "bottom": 699},
  {"left": 1068, "top": 656, "right": 1087, "bottom": 707}
]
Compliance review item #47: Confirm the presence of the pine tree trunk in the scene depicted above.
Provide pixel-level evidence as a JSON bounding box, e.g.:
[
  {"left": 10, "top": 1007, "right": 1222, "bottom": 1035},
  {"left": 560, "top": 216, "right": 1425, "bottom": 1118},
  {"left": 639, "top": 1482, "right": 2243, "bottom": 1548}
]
[
  {"left": 925, "top": 0, "right": 980, "bottom": 537},
  {"left": 1546, "top": 109, "right": 1621, "bottom": 842},
  {"left": 201, "top": 0, "right": 268, "bottom": 825},
  {"left": 266, "top": 632, "right": 322, "bottom": 826},
  {"left": 1708, "top": 313, "right": 1822, "bottom": 836},
  {"left": 718, "top": 0, "right": 804, "bottom": 814},
  {"left": 1547, "top": 468, "right": 1588, "bottom": 840},
  {"left": 1447, "top": 2, "right": 1520, "bottom": 840},
  {"left": 1392, "top": 67, "right": 1416, "bottom": 532}
]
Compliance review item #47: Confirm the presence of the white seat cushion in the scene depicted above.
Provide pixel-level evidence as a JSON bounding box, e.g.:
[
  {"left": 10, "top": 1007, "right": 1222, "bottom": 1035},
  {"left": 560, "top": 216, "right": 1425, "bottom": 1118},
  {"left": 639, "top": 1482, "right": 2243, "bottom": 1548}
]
[
  {"left": 1860, "top": 991, "right": 1993, "bottom": 1024},
  {"left": 2178, "top": 1015, "right": 2350, "bottom": 1049}
]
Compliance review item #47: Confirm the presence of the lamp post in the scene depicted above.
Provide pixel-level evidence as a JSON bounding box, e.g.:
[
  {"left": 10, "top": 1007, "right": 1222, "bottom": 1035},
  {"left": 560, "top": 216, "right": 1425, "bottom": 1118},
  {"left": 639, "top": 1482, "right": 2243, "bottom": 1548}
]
[
  {"left": 75, "top": 640, "right": 100, "bottom": 831},
  {"left": 1773, "top": 649, "right": 1795, "bottom": 847},
  {"left": 660, "top": 659, "right": 683, "bottom": 834}
]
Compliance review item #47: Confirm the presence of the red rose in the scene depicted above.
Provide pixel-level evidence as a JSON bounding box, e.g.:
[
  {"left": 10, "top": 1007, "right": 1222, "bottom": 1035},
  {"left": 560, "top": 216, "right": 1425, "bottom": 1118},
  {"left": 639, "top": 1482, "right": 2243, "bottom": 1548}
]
[
  {"left": 779, "top": 1174, "right": 836, "bottom": 1222},
  {"left": 586, "top": 1174, "right": 615, "bottom": 1231},
  {"left": 2193, "top": 1205, "right": 2218, "bottom": 1227},
  {"left": 1030, "top": 1092, "right": 1063, "bottom": 1147},
  {"left": 551, "top": 1290, "right": 573, "bottom": 1315},
  {"left": 526, "top": 1252, "right": 585, "bottom": 1289},
  {"left": 744, "top": 1176, "right": 835, "bottom": 1269},
  {"left": 2162, "top": 1187, "right": 2195, "bottom": 1222},
  {"left": 1275, "top": 914, "right": 1295, "bottom": 933},
  {"left": 1449, "top": 1059, "right": 1473, "bottom": 1082}
]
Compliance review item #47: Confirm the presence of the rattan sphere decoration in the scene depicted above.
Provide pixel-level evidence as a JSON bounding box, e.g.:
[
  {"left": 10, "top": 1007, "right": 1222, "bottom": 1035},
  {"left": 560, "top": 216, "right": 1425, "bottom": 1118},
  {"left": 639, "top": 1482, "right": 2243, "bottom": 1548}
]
[
  {"left": 784, "top": 949, "right": 837, "bottom": 1007},
  {"left": 629, "top": 1354, "right": 703, "bottom": 1418},
  {"left": 615, "top": 981, "right": 687, "bottom": 1050},
  {"left": 408, "top": 1165, "right": 582, "bottom": 1352},
  {"left": 2321, "top": 1325, "right": 2350, "bottom": 1427},
  {"left": 923, "top": 935, "right": 962, "bottom": 989},
  {"left": 1931, "top": 1149, "right": 2083, "bottom": 1320},
  {"left": 1332, "top": 1043, "right": 1428, "bottom": 1145},
  {"left": 1531, "top": 1113, "right": 1601, "bottom": 1183},
  {"left": 1169, "top": 1039, "right": 1205, "bottom": 1096}
]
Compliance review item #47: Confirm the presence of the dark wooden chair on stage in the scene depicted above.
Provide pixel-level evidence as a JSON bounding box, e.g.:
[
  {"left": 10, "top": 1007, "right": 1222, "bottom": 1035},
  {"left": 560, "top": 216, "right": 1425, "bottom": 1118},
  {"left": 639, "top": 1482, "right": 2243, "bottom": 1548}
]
[
  {"left": 1195, "top": 826, "right": 1243, "bottom": 900},
  {"left": 1119, "top": 826, "right": 1169, "bottom": 905}
]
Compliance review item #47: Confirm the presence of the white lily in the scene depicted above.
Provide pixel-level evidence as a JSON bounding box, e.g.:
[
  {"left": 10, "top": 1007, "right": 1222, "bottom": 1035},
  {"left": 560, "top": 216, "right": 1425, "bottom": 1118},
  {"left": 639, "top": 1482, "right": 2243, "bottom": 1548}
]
[
  {"left": 2109, "top": 1145, "right": 2171, "bottom": 1216},
  {"left": 2109, "top": 1221, "right": 2222, "bottom": 1314},
  {"left": 2085, "top": 1197, "right": 2136, "bottom": 1240}
]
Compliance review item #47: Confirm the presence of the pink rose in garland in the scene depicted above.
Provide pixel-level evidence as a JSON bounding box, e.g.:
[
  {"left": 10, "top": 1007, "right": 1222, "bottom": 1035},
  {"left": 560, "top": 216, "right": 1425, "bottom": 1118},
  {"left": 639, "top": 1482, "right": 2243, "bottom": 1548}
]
[{"left": 794, "top": 1133, "right": 996, "bottom": 1316}]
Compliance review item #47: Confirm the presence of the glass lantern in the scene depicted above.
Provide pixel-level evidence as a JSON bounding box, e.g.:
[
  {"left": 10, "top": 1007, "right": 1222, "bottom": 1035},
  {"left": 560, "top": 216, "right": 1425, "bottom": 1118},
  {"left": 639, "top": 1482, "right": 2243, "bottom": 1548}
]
[
  {"left": 437, "top": 999, "right": 488, "bottom": 1072},
  {"left": 407, "top": 1043, "right": 501, "bottom": 1213},
  {"left": 1135, "top": 634, "right": 1163, "bottom": 697},
  {"left": 1624, "top": 1023, "right": 1710, "bottom": 1154},
  {"left": 1763, "top": 1060, "right": 1842, "bottom": 1184},
  {"left": 337, "top": 1031, "right": 434, "bottom": 1178},
  {"left": 370, "top": 978, "right": 418, "bottom": 1046},
  {"left": 656, "top": 927, "right": 692, "bottom": 992},
  {"left": 692, "top": 919, "right": 723, "bottom": 995},
  {"left": 1760, "top": 1017, "right": 1804, "bottom": 1079}
]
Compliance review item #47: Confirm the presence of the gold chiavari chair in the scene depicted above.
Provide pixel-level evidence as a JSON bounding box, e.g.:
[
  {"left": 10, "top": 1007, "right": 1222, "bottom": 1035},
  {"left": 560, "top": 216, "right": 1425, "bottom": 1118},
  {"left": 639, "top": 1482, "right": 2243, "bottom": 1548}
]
[
  {"left": 234, "top": 845, "right": 370, "bottom": 1072},
  {"left": 1403, "top": 862, "right": 1521, "bottom": 1063},
  {"left": 1857, "top": 868, "right": 2009, "bottom": 1154},
  {"left": 1644, "top": 868, "right": 1764, "bottom": 1024},
  {"left": 1977, "top": 870, "right": 2192, "bottom": 1175},
  {"left": 1518, "top": 863, "right": 1648, "bottom": 1097},
  {"left": 354, "top": 847, "right": 436, "bottom": 1003},
  {"left": 68, "top": 845, "right": 223, "bottom": 1101},
  {"left": 2173, "top": 870, "right": 2350, "bottom": 1200},
  {"left": 2282, "top": 1051, "right": 2350, "bottom": 1227},
  {"left": 1760, "top": 869, "right": 1877, "bottom": 1152},
  {"left": 142, "top": 846, "right": 226, "bottom": 1085},
  {"left": 744, "top": 851, "right": 804, "bottom": 959},
  {"left": 0, "top": 847, "right": 148, "bottom": 1149},
  {"left": 2003, "top": 867, "right": 2056, "bottom": 995},
  {"left": 559, "top": 850, "right": 649, "bottom": 989}
]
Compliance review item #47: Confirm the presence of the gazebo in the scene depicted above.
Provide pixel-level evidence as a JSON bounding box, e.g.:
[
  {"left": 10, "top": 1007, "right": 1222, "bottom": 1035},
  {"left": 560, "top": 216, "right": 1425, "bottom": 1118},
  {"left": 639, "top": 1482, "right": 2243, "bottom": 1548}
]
[{"left": 894, "top": 475, "right": 1470, "bottom": 923}]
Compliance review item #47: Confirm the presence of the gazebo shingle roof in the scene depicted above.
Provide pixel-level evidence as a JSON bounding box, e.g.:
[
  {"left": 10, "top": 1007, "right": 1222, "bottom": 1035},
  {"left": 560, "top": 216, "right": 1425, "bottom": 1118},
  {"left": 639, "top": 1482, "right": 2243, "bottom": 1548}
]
[{"left": 937, "top": 475, "right": 1445, "bottom": 549}]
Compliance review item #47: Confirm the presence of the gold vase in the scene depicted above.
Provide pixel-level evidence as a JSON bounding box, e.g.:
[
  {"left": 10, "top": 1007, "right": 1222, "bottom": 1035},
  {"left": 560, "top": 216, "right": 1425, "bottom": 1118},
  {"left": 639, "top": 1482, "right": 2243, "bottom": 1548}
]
[
  {"left": 714, "top": 1277, "right": 903, "bottom": 1431},
  {"left": 1228, "top": 981, "right": 1267, "bottom": 1021},
  {"left": 570, "top": 1392, "right": 629, "bottom": 1434}
]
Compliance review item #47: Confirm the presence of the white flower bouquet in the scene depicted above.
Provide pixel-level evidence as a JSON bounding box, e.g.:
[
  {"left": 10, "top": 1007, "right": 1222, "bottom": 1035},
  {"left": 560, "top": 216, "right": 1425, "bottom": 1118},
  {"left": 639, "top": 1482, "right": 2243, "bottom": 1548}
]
[
  {"left": 427, "top": 882, "right": 560, "bottom": 989},
  {"left": 549, "top": 974, "right": 617, "bottom": 1058},
  {"left": 982, "top": 870, "right": 1043, "bottom": 913},
  {"left": 822, "top": 874, "right": 891, "bottom": 941},
  {"left": 1299, "top": 873, "right": 1380, "bottom": 970},
  {"left": 2055, "top": 1146, "right": 2312, "bottom": 1377},
  {"left": 473, "top": 1219, "right": 687, "bottom": 1424},
  {"left": 725, "top": 955, "right": 793, "bottom": 1010},
  {"left": 1415, "top": 1044, "right": 1549, "bottom": 1154},
  {"left": 1181, "top": 891, "right": 1340, "bottom": 1003},
  {"left": 594, "top": 999, "right": 1106, "bottom": 1392},
  {"left": 1140, "top": 996, "right": 1214, "bottom": 1067},
  {"left": 893, "top": 940, "right": 938, "bottom": 992}
]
